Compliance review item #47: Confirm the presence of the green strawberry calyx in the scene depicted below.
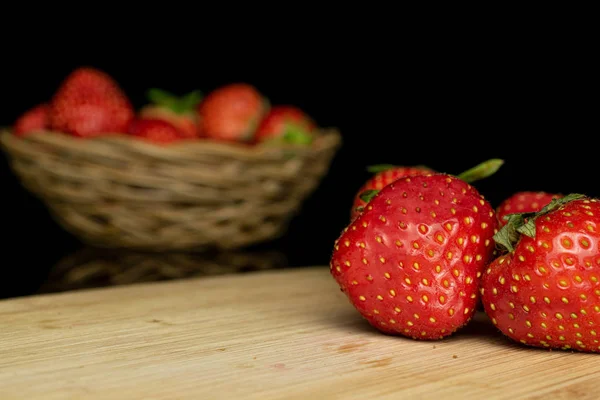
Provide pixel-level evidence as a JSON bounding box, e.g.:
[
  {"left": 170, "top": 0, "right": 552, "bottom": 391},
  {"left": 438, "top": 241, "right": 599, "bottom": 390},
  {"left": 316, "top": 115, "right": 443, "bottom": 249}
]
[
  {"left": 282, "top": 121, "right": 313, "bottom": 145},
  {"left": 146, "top": 88, "right": 203, "bottom": 114},
  {"left": 359, "top": 189, "right": 379, "bottom": 203},
  {"left": 493, "top": 193, "right": 587, "bottom": 253}
]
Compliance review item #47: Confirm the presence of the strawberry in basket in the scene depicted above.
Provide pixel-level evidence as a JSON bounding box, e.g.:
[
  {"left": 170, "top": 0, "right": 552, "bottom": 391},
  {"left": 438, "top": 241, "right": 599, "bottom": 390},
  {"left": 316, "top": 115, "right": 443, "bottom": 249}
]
[
  {"left": 127, "top": 118, "right": 183, "bottom": 144},
  {"left": 12, "top": 103, "right": 50, "bottom": 136},
  {"left": 197, "top": 83, "right": 268, "bottom": 142},
  {"left": 48, "top": 67, "right": 135, "bottom": 137},
  {"left": 139, "top": 89, "right": 203, "bottom": 138},
  {"left": 254, "top": 105, "right": 316, "bottom": 145}
]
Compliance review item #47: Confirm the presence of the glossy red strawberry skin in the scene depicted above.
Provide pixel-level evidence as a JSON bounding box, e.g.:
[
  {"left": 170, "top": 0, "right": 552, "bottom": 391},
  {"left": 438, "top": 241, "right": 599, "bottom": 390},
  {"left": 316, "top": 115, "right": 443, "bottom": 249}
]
[
  {"left": 197, "top": 83, "right": 267, "bottom": 142},
  {"left": 331, "top": 174, "right": 498, "bottom": 340},
  {"left": 49, "top": 67, "right": 135, "bottom": 137},
  {"left": 128, "top": 119, "right": 183, "bottom": 144},
  {"left": 254, "top": 105, "right": 315, "bottom": 142},
  {"left": 139, "top": 105, "right": 198, "bottom": 138},
  {"left": 351, "top": 166, "right": 433, "bottom": 220},
  {"left": 496, "top": 191, "right": 561, "bottom": 227},
  {"left": 482, "top": 198, "right": 600, "bottom": 353},
  {"left": 13, "top": 104, "right": 49, "bottom": 136}
]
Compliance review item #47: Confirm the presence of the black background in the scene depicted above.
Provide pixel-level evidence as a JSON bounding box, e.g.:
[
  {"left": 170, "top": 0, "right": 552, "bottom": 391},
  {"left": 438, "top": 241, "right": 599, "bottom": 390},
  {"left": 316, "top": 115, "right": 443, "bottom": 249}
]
[{"left": 0, "top": 27, "right": 595, "bottom": 299}]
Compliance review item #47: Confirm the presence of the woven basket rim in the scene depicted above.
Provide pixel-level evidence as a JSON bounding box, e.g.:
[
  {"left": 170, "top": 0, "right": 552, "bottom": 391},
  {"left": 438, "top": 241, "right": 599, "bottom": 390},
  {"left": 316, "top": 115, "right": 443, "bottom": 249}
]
[{"left": 0, "top": 127, "right": 342, "bottom": 162}]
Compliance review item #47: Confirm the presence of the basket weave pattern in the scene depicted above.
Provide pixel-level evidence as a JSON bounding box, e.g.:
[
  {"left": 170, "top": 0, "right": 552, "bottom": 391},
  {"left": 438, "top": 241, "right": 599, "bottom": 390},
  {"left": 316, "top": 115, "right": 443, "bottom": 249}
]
[{"left": 1, "top": 129, "right": 341, "bottom": 250}]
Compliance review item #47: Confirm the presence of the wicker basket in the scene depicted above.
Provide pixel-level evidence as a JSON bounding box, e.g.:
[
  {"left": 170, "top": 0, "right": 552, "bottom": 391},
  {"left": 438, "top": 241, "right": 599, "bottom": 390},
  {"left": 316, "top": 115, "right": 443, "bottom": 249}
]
[{"left": 0, "top": 128, "right": 341, "bottom": 251}]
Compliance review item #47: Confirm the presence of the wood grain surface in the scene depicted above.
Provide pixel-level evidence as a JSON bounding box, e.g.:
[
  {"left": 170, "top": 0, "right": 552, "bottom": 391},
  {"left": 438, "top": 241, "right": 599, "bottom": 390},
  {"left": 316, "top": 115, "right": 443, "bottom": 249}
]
[{"left": 0, "top": 266, "right": 598, "bottom": 399}]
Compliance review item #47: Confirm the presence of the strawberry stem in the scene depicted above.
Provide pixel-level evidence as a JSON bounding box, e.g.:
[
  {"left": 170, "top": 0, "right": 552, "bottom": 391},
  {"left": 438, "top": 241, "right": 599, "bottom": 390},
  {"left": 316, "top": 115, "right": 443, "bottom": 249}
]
[
  {"left": 493, "top": 193, "right": 587, "bottom": 252},
  {"left": 456, "top": 159, "right": 504, "bottom": 184},
  {"left": 146, "top": 88, "right": 203, "bottom": 114}
]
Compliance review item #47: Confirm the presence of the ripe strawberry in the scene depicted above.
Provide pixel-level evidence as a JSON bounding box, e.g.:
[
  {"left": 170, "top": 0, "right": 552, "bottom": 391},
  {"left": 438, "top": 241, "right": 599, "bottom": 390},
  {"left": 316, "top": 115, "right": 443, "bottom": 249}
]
[
  {"left": 139, "top": 88, "right": 202, "bottom": 138},
  {"left": 496, "top": 191, "right": 562, "bottom": 227},
  {"left": 351, "top": 165, "right": 434, "bottom": 220},
  {"left": 482, "top": 194, "right": 600, "bottom": 353},
  {"left": 254, "top": 105, "right": 315, "bottom": 144},
  {"left": 352, "top": 159, "right": 505, "bottom": 221},
  {"left": 128, "top": 118, "right": 183, "bottom": 144},
  {"left": 49, "top": 67, "right": 135, "bottom": 137},
  {"left": 331, "top": 165, "right": 500, "bottom": 340},
  {"left": 197, "top": 83, "right": 268, "bottom": 142},
  {"left": 13, "top": 103, "right": 49, "bottom": 136}
]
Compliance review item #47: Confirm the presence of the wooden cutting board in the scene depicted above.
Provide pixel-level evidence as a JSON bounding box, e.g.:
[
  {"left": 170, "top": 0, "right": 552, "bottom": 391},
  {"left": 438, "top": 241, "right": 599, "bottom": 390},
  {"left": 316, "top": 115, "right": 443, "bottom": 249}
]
[{"left": 0, "top": 266, "right": 598, "bottom": 399}]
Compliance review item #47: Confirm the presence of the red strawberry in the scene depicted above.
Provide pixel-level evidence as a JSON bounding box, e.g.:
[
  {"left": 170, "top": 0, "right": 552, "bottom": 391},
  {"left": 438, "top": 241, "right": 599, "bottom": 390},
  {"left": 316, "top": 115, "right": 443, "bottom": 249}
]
[
  {"left": 351, "top": 165, "right": 434, "bottom": 220},
  {"left": 49, "top": 67, "right": 135, "bottom": 137},
  {"left": 13, "top": 104, "right": 49, "bottom": 136},
  {"left": 352, "top": 159, "right": 505, "bottom": 221},
  {"left": 254, "top": 105, "right": 315, "bottom": 144},
  {"left": 197, "top": 83, "right": 268, "bottom": 142},
  {"left": 496, "top": 191, "right": 562, "bottom": 227},
  {"left": 482, "top": 194, "right": 600, "bottom": 353},
  {"left": 139, "top": 88, "right": 202, "bottom": 138},
  {"left": 331, "top": 162, "right": 500, "bottom": 340},
  {"left": 128, "top": 118, "right": 183, "bottom": 144}
]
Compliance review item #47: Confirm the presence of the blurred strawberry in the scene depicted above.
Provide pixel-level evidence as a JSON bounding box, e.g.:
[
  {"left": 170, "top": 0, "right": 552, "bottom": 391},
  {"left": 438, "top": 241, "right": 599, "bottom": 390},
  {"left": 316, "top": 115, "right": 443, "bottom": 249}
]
[
  {"left": 49, "top": 67, "right": 135, "bottom": 137},
  {"left": 13, "top": 104, "right": 50, "bottom": 136},
  {"left": 128, "top": 118, "right": 183, "bottom": 144},
  {"left": 254, "top": 105, "right": 315, "bottom": 144},
  {"left": 139, "top": 89, "right": 202, "bottom": 138},
  {"left": 197, "top": 83, "right": 268, "bottom": 142}
]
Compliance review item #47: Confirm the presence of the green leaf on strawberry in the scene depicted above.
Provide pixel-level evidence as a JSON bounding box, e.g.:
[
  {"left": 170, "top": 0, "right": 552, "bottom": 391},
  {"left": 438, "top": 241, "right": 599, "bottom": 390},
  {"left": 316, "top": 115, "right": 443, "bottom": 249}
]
[
  {"left": 456, "top": 158, "right": 504, "bottom": 183},
  {"left": 359, "top": 189, "right": 379, "bottom": 203},
  {"left": 493, "top": 192, "right": 587, "bottom": 252},
  {"left": 146, "top": 88, "right": 203, "bottom": 114},
  {"left": 517, "top": 193, "right": 586, "bottom": 237},
  {"left": 282, "top": 122, "right": 313, "bottom": 145},
  {"left": 493, "top": 214, "right": 526, "bottom": 253}
]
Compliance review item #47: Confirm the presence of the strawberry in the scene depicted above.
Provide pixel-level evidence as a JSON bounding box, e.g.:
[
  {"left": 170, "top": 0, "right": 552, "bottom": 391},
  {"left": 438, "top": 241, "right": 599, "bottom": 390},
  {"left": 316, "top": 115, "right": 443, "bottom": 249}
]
[
  {"left": 128, "top": 118, "right": 183, "bottom": 144},
  {"left": 13, "top": 103, "right": 49, "bottom": 136},
  {"left": 139, "top": 88, "right": 202, "bottom": 138},
  {"left": 197, "top": 83, "right": 268, "bottom": 142},
  {"left": 254, "top": 105, "right": 315, "bottom": 144},
  {"left": 331, "top": 160, "right": 501, "bottom": 340},
  {"left": 482, "top": 194, "right": 600, "bottom": 353},
  {"left": 352, "top": 159, "right": 505, "bottom": 221},
  {"left": 351, "top": 165, "right": 435, "bottom": 220},
  {"left": 48, "top": 67, "right": 135, "bottom": 137},
  {"left": 496, "top": 191, "right": 563, "bottom": 227}
]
